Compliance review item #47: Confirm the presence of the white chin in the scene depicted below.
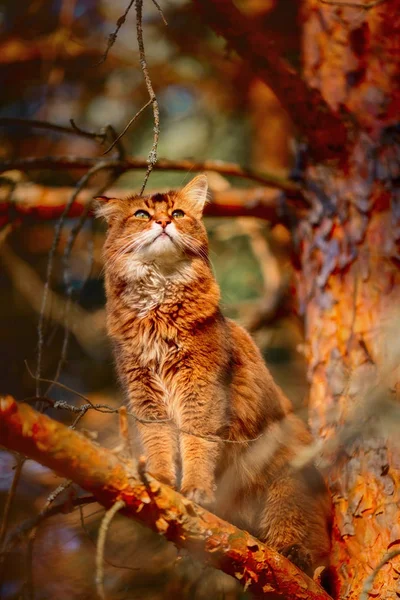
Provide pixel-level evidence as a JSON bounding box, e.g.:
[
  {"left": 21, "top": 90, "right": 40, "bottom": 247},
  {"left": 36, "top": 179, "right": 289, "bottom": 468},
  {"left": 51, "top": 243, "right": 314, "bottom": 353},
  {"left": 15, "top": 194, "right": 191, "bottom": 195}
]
[{"left": 140, "top": 236, "right": 181, "bottom": 261}]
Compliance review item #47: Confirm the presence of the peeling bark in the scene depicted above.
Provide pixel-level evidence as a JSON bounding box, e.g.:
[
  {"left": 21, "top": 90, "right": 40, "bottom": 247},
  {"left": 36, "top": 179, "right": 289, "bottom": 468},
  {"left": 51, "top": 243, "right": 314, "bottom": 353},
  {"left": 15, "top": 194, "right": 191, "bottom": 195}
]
[{"left": 301, "top": 1, "right": 400, "bottom": 597}]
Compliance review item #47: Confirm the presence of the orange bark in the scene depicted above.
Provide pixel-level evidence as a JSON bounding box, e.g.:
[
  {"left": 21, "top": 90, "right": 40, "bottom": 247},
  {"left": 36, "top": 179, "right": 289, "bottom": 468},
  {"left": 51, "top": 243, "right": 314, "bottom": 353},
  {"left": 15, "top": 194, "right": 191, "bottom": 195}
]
[
  {"left": 0, "top": 396, "right": 330, "bottom": 600},
  {"left": 196, "top": 0, "right": 400, "bottom": 596},
  {"left": 300, "top": 1, "right": 400, "bottom": 597}
]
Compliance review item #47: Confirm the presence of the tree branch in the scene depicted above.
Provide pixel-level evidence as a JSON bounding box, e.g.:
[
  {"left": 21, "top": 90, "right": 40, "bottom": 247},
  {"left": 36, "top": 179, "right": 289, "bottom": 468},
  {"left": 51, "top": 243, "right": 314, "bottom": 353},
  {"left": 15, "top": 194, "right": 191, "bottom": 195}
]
[
  {"left": 0, "top": 155, "right": 301, "bottom": 193},
  {"left": 0, "top": 183, "right": 305, "bottom": 228},
  {"left": 191, "top": 0, "right": 349, "bottom": 160},
  {"left": 0, "top": 397, "right": 331, "bottom": 600},
  {"left": 0, "top": 117, "right": 107, "bottom": 142}
]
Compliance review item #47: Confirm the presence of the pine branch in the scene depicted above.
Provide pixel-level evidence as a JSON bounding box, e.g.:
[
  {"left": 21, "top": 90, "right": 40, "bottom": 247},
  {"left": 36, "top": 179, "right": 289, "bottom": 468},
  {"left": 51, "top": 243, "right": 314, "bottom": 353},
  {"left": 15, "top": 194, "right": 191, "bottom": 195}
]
[{"left": 0, "top": 396, "right": 331, "bottom": 600}]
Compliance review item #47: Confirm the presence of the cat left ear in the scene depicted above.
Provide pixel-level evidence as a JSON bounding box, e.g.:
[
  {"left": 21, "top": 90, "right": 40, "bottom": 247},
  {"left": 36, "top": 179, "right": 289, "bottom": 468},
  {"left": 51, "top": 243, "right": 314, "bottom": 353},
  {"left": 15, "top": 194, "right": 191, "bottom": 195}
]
[
  {"left": 94, "top": 196, "right": 120, "bottom": 223},
  {"left": 181, "top": 174, "right": 209, "bottom": 213}
]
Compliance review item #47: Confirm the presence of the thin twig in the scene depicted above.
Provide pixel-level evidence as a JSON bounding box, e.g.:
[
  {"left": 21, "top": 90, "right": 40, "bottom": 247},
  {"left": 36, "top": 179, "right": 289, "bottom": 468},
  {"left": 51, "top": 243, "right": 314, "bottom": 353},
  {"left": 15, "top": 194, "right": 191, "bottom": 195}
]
[
  {"left": 25, "top": 361, "right": 95, "bottom": 404},
  {"left": 135, "top": 0, "right": 160, "bottom": 194},
  {"left": 96, "top": 499, "right": 126, "bottom": 599},
  {"left": 35, "top": 161, "right": 111, "bottom": 398},
  {"left": 25, "top": 366, "right": 264, "bottom": 444},
  {"left": 360, "top": 548, "right": 400, "bottom": 600},
  {"left": 0, "top": 117, "right": 106, "bottom": 142},
  {"left": 150, "top": 0, "right": 168, "bottom": 25},
  {"left": 0, "top": 456, "right": 25, "bottom": 553},
  {"left": 62, "top": 168, "right": 122, "bottom": 293},
  {"left": 24, "top": 479, "right": 74, "bottom": 598},
  {"left": 78, "top": 504, "right": 139, "bottom": 573},
  {"left": 2, "top": 496, "right": 97, "bottom": 555},
  {"left": 97, "top": 0, "right": 135, "bottom": 66},
  {"left": 102, "top": 100, "right": 152, "bottom": 155},
  {"left": 56, "top": 172, "right": 121, "bottom": 388},
  {"left": 28, "top": 361, "right": 266, "bottom": 442}
]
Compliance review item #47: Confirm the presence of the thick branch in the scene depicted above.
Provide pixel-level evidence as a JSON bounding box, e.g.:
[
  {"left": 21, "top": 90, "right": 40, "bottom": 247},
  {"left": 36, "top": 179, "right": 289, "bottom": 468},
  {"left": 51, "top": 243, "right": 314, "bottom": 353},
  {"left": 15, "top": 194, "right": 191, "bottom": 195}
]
[
  {"left": 191, "top": 0, "right": 349, "bottom": 160},
  {"left": 0, "top": 397, "right": 330, "bottom": 600},
  {"left": 0, "top": 183, "right": 304, "bottom": 228},
  {"left": 0, "top": 155, "right": 300, "bottom": 193}
]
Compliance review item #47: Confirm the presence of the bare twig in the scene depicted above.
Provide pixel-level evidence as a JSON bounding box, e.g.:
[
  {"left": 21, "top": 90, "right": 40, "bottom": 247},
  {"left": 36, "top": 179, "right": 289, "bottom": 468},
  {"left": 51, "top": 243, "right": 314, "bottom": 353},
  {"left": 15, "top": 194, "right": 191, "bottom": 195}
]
[
  {"left": 96, "top": 499, "right": 126, "bottom": 599},
  {"left": 78, "top": 504, "right": 139, "bottom": 573},
  {"left": 0, "top": 456, "right": 25, "bottom": 554},
  {"left": 58, "top": 171, "right": 122, "bottom": 388},
  {"left": 24, "top": 478, "right": 74, "bottom": 597},
  {"left": 35, "top": 161, "right": 111, "bottom": 396},
  {"left": 97, "top": 0, "right": 135, "bottom": 66},
  {"left": 102, "top": 100, "right": 152, "bottom": 155},
  {"left": 360, "top": 548, "right": 400, "bottom": 600},
  {"left": 135, "top": 0, "right": 160, "bottom": 194},
  {"left": 0, "top": 117, "right": 106, "bottom": 142},
  {"left": 150, "top": 0, "right": 168, "bottom": 25},
  {"left": 26, "top": 365, "right": 265, "bottom": 444},
  {"left": 3, "top": 496, "right": 97, "bottom": 554}
]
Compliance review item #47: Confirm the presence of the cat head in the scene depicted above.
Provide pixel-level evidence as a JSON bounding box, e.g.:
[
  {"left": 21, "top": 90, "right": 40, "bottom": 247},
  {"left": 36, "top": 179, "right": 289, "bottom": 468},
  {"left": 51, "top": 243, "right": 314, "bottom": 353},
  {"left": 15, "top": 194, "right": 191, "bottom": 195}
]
[{"left": 95, "top": 174, "right": 209, "bottom": 275}]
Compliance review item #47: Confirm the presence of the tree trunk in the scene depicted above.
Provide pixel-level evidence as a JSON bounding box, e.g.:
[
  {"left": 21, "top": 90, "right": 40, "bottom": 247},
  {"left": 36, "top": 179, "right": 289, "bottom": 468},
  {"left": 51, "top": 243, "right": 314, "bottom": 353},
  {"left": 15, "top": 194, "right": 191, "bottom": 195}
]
[{"left": 300, "top": 1, "right": 400, "bottom": 597}]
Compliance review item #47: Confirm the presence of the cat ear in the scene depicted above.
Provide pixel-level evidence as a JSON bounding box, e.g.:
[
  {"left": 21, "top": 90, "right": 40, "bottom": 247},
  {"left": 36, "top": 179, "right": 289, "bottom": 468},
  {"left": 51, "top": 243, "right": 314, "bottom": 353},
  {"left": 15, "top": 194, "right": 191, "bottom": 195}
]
[
  {"left": 94, "top": 196, "right": 120, "bottom": 223},
  {"left": 181, "top": 174, "right": 209, "bottom": 213}
]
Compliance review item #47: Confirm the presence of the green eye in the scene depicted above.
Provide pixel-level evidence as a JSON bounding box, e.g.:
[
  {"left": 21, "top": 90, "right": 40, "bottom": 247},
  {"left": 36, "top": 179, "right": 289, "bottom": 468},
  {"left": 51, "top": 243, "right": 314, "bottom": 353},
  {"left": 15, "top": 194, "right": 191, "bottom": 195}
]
[
  {"left": 134, "top": 210, "right": 151, "bottom": 220},
  {"left": 172, "top": 209, "right": 185, "bottom": 219}
]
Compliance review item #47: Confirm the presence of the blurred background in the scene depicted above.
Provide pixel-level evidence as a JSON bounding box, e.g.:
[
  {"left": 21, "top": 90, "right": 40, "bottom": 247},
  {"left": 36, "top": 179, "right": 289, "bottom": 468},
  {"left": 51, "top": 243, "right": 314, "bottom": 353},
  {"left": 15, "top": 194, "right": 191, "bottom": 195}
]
[{"left": 0, "top": 1, "right": 306, "bottom": 598}]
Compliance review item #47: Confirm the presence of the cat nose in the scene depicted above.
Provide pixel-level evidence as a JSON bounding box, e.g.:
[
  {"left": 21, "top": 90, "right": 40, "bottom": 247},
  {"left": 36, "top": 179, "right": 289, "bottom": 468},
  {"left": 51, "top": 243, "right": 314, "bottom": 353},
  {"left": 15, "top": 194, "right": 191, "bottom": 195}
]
[{"left": 156, "top": 218, "right": 171, "bottom": 228}]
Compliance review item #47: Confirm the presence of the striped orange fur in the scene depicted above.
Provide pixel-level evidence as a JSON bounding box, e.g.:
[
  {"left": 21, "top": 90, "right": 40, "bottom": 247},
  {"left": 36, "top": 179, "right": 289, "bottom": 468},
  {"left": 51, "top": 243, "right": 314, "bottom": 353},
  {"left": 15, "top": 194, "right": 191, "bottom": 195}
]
[{"left": 96, "top": 175, "right": 331, "bottom": 575}]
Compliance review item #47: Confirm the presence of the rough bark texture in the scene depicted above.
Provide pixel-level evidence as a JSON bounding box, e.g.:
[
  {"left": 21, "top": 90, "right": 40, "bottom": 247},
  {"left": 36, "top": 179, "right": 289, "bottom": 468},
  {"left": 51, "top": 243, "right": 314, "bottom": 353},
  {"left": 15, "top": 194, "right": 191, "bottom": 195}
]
[
  {"left": 300, "top": 1, "right": 400, "bottom": 597},
  {"left": 0, "top": 396, "right": 331, "bottom": 600}
]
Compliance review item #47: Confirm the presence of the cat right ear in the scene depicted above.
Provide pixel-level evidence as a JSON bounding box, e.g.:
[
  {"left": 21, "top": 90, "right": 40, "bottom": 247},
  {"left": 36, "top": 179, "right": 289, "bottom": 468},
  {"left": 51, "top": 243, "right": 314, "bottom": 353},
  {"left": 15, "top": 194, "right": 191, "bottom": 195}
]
[{"left": 94, "top": 196, "right": 120, "bottom": 223}]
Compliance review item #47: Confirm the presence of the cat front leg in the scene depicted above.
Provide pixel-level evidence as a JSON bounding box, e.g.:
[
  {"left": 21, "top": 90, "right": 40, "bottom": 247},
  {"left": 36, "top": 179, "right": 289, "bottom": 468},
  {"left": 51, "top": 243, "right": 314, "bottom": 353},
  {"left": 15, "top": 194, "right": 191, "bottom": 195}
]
[
  {"left": 180, "top": 431, "right": 220, "bottom": 506},
  {"left": 125, "top": 367, "right": 178, "bottom": 488},
  {"left": 175, "top": 382, "right": 226, "bottom": 507}
]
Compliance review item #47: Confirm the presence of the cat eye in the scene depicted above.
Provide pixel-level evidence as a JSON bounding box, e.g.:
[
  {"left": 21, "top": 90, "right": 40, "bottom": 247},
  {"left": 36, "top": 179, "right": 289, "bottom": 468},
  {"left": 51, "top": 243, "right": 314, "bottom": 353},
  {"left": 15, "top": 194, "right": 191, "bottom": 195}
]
[
  {"left": 134, "top": 210, "right": 151, "bottom": 220},
  {"left": 172, "top": 209, "right": 185, "bottom": 219}
]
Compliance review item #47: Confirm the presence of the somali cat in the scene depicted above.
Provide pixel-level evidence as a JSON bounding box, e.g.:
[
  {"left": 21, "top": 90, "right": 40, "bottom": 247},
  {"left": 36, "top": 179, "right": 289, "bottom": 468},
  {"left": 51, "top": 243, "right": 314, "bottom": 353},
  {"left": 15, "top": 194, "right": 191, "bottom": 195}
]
[{"left": 96, "top": 175, "right": 332, "bottom": 576}]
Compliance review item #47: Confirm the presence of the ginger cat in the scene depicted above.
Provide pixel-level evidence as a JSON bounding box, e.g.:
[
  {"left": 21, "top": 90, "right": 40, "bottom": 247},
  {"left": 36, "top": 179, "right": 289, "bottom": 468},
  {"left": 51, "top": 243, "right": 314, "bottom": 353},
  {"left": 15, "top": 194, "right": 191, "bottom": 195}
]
[{"left": 96, "top": 175, "right": 331, "bottom": 576}]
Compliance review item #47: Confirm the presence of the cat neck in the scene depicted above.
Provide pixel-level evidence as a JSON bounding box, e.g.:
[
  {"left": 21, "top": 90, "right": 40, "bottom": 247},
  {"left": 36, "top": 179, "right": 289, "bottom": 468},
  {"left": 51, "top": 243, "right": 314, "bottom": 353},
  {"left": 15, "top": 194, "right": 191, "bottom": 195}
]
[{"left": 107, "top": 256, "right": 219, "bottom": 318}]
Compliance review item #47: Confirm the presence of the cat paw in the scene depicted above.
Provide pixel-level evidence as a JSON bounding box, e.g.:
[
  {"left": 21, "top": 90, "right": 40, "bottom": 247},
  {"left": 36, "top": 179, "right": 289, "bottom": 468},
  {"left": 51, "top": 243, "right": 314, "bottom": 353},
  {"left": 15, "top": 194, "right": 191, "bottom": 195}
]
[
  {"left": 280, "top": 544, "right": 313, "bottom": 576},
  {"left": 181, "top": 485, "right": 216, "bottom": 508}
]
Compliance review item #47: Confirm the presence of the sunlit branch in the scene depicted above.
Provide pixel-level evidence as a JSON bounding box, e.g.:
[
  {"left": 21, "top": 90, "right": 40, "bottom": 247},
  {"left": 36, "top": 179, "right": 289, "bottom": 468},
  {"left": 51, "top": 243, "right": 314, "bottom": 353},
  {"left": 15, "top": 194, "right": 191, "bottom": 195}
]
[{"left": 0, "top": 396, "right": 331, "bottom": 600}]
